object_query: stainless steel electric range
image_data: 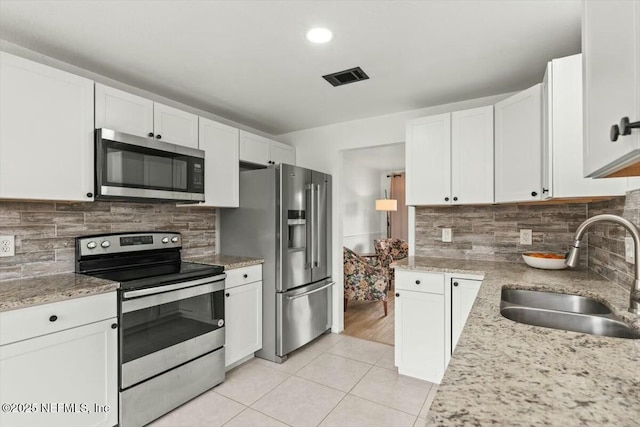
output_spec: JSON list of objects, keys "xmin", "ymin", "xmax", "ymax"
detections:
[{"xmin": 75, "ymin": 232, "xmax": 225, "ymax": 427}]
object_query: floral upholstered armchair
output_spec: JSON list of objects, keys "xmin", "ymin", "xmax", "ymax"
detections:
[
  {"xmin": 374, "ymin": 238, "xmax": 409, "ymax": 287},
  {"xmin": 343, "ymin": 247, "xmax": 390, "ymax": 316}
]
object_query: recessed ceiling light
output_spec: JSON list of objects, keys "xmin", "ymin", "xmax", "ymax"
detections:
[{"xmin": 306, "ymin": 27, "xmax": 333, "ymax": 44}]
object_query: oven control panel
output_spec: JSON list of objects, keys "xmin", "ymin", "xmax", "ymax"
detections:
[{"xmin": 77, "ymin": 232, "xmax": 182, "ymax": 257}]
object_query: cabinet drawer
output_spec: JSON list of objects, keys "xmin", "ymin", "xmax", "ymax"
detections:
[
  {"xmin": 225, "ymin": 264, "xmax": 262, "ymax": 289},
  {"xmin": 395, "ymin": 271, "xmax": 444, "ymax": 294},
  {"xmin": 0, "ymin": 292, "xmax": 116, "ymax": 346}
]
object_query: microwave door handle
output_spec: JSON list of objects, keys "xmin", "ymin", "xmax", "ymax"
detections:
[{"xmin": 305, "ymin": 184, "xmax": 313, "ymax": 270}]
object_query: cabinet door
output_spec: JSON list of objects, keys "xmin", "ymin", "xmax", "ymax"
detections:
[
  {"xmin": 270, "ymin": 141, "xmax": 296, "ymax": 165},
  {"xmin": 583, "ymin": 1, "xmax": 640, "ymax": 177},
  {"xmin": 153, "ymin": 103, "xmax": 199, "ymax": 148},
  {"xmin": 450, "ymin": 278, "xmax": 481, "ymax": 354},
  {"xmin": 0, "ymin": 52, "xmax": 94, "ymax": 202},
  {"xmin": 545, "ymin": 55, "xmax": 626, "ymax": 198},
  {"xmin": 95, "ymin": 83, "xmax": 154, "ymax": 138},
  {"xmin": 225, "ymin": 281, "xmax": 262, "ymax": 367},
  {"xmin": 239, "ymin": 131, "xmax": 270, "ymax": 165},
  {"xmin": 199, "ymin": 117, "xmax": 239, "ymax": 207},
  {"xmin": 494, "ymin": 84, "xmax": 543, "ymax": 203},
  {"xmin": 0, "ymin": 318, "xmax": 118, "ymax": 427},
  {"xmin": 406, "ymin": 114, "xmax": 451, "ymax": 205},
  {"xmin": 395, "ymin": 289, "xmax": 445, "ymax": 383},
  {"xmin": 451, "ymin": 106, "xmax": 494, "ymax": 204}
]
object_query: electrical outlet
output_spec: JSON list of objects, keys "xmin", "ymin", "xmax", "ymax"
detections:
[
  {"xmin": 625, "ymin": 236, "xmax": 635, "ymax": 264},
  {"xmin": 442, "ymin": 228, "xmax": 452, "ymax": 243},
  {"xmin": 0, "ymin": 235, "xmax": 15, "ymax": 257},
  {"xmin": 520, "ymin": 229, "xmax": 532, "ymax": 245}
]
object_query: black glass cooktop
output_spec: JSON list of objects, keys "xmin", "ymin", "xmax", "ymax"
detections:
[{"xmin": 88, "ymin": 261, "xmax": 224, "ymax": 291}]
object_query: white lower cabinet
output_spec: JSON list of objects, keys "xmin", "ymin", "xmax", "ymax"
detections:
[
  {"xmin": 395, "ymin": 270, "xmax": 482, "ymax": 384},
  {"xmin": 0, "ymin": 293, "xmax": 118, "ymax": 427},
  {"xmin": 224, "ymin": 265, "xmax": 263, "ymax": 368},
  {"xmin": 450, "ymin": 278, "xmax": 482, "ymax": 355},
  {"xmin": 394, "ymin": 271, "xmax": 446, "ymax": 383}
]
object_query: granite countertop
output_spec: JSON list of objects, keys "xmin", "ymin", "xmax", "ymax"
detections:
[
  {"xmin": 185, "ymin": 254, "xmax": 264, "ymax": 270},
  {"xmin": 0, "ymin": 273, "xmax": 119, "ymax": 312},
  {"xmin": 392, "ymin": 257, "xmax": 640, "ymax": 426}
]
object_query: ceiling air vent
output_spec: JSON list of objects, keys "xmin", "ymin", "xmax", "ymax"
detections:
[{"xmin": 322, "ymin": 66, "xmax": 369, "ymax": 87}]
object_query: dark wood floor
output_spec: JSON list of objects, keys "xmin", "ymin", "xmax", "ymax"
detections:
[{"xmin": 343, "ymin": 290, "xmax": 394, "ymax": 346}]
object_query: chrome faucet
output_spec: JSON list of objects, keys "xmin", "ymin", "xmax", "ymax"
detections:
[{"xmin": 565, "ymin": 214, "xmax": 640, "ymax": 314}]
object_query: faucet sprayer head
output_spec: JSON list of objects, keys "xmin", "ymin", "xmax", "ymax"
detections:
[{"xmin": 565, "ymin": 240, "xmax": 581, "ymax": 268}]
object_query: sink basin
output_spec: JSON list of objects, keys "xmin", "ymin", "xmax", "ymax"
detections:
[{"xmin": 500, "ymin": 288, "xmax": 640, "ymax": 339}]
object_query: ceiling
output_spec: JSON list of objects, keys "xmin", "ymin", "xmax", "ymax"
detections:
[{"xmin": 0, "ymin": 1, "xmax": 581, "ymax": 135}]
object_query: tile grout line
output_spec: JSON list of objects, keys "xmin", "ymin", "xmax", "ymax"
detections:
[{"xmin": 347, "ymin": 367, "xmax": 428, "ymax": 419}]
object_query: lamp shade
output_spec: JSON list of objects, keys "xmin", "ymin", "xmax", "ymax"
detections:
[{"xmin": 375, "ymin": 199, "xmax": 397, "ymax": 211}]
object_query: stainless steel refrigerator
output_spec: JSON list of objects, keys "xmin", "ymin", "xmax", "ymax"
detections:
[{"xmin": 220, "ymin": 164, "xmax": 332, "ymax": 363}]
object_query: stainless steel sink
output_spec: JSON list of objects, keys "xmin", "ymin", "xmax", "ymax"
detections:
[{"xmin": 500, "ymin": 288, "xmax": 640, "ymax": 339}]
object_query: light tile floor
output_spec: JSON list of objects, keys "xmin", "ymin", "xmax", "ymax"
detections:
[{"xmin": 149, "ymin": 334, "xmax": 438, "ymax": 427}]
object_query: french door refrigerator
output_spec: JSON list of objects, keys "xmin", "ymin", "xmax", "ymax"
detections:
[{"xmin": 220, "ymin": 164, "xmax": 332, "ymax": 363}]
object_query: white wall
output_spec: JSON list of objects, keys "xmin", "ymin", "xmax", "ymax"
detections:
[
  {"xmin": 277, "ymin": 92, "xmax": 514, "ymax": 332},
  {"xmin": 342, "ymin": 159, "xmax": 385, "ymax": 254}
]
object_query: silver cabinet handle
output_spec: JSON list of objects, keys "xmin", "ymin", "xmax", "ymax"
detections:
[{"xmin": 285, "ymin": 282, "xmax": 333, "ymax": 300}]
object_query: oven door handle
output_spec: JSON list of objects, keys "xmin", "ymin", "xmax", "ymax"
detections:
[
  {"xmin": 123, "ymin": 274, "xmax": 226, "ymax": 299},
  {"xmin": 122, "ymin": 279, "xmax": 225, "ymax": 314}
]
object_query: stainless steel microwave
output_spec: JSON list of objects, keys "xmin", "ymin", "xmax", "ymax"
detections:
[{"xmin": 95, "ymin": 128, "xmax": 205, "ymax": 203}]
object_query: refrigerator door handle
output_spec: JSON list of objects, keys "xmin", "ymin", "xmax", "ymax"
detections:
[
  {"xmin": 314, "ymin": 184, "xmax": 320, "ymax": 268},
  {"xmin": 285, "ymin": 282, "xmax": 334, "ymax": 300},
  {"xmin": 306, "ymin": 184, "xmax": 314, "ymax": 269}
]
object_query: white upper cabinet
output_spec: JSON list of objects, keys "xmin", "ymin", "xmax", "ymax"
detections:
[
  {"xmin": 542, "ymin": 54, "xmax": 626, "ymax": 199},
  {"xmin": 199, "ymin": 117, "xmax": 239, "ymax": 207},
  {"xmin": 406, "ymin": 113, "xmax": 451, "ymax": 205},
  {"xmin": 95, "ymin": 83, "xmax": 198, "ymax": 148},
  {"xmin": 95, "ymin": 83, "xmax": 154, "ymax": 138},
  {"xmin": 583, "ymin": 1, "xmax": 640, "ymax": 178},
  {"xmin": 239, "ymin": 131, "xmax": 270, "ymax": 165},
  {"xmin": 406, "ymin": 107, "xmax": 493, "ymax": 206},
  {"xmin": 270, "ymin": 140, "xmax": 296, "ymax": 165},
  {"xmin": 451, "ymin": 106, "xmax": 494, "ymax": 205},
  {"xmin": 239, "ymin": 130, "xmax": 295, "ymax": 166},
  {"xmin": 0, "ymin": 52, "xmax": 94, "ymax": 202},
  {"xmin": 153, "ymin": 102, "xmax": 199, "ymax": 148},
  {"xmin": 494, "ymin": 84, "xmax": 543, "ymax": 203}
]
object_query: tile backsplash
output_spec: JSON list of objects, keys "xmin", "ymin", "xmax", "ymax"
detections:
[
  {"xmin": 414, "ymin": 202, "xmax": 589, "ymax": 263},
  {"xmin": 414, "ymin": 190, "xmax": 640, "ymax": 293},
  {"xmin": 587, "ymin": 189, "xmax": 640, "ymax": 291},
  {"xmin": 0, "ymin": 200, "xmax": 216, "ymax": 281}
]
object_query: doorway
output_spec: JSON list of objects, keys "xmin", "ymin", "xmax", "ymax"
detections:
[{"xmin": 340, "ymin": 142, "xmax": 406, "ymax": 346}]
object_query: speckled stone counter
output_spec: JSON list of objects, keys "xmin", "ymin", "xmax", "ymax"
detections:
[
  {"xmin": 186, "ymin": 254, "xmax": 264, "ymax": 270},
  {"xmin": 392, "ymin": 257, "xmax": 640, "ymax": 426},
  {"xmin": 0, "ymin": 273, "xmax": 119, "ymax": 312}
]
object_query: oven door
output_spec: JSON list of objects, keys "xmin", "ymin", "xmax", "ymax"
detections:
[
  {"xmin": 120, "ymin": 276, "xmax": 225, "ymax": 389},
  {"xmin": 96, "ymin": 128, "xmax": 205, "ymax": 202}
]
